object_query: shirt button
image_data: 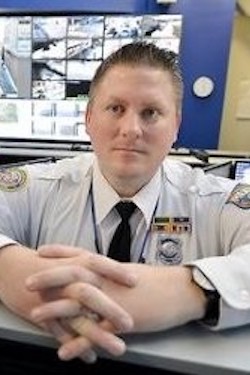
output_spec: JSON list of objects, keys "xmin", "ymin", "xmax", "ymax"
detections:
[{"xmin": 240, "ymin": 290, "xmax": 250, "ymax": 301}]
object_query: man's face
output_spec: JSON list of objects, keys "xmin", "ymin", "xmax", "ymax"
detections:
[{"xmin": 86, "ymin": 64, "xmax": 181, "ymax": 190}]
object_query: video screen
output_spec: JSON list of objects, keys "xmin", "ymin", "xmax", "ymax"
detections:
[
  {"xmin": 0, "ymin": 14, "xmax": 182, "ymax": 142},
  {"xmin": 234, "ymin": 161, "xmax": 250, "ymax": 183}
]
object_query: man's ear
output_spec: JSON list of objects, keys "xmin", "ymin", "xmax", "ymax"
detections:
[
  {"xmin": 173, "ymin": 111, "xmax": 182, "ymax": 143},
  {"xmin": 173, "ymin": 131, "xmax": 178, "ymax": 144},
  {"xmin": 85, "ymin": 102, "xmax": 91, "ymax": 135}
]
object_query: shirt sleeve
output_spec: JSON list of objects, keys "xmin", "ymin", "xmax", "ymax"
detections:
[
  {"xmin": 189, "ymin": 184, "xmax": 250, "ymax": 330},
  {"xmin": 0, "ymin": 163, "xmax": 59, "ymax": 250},
  {"xmin": 0, "ymin": 168, "xmax": 30, "ymax": 247},
  {"xmin": 0, "ymin": 235, "xmax": 18, "ymax": 249},
  {"xmin": 191, "ymin": 244, "xmax": 250, "ymax": 330}
]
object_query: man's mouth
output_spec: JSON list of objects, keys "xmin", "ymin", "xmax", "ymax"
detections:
[{"xmin": 114, "ymin": 147, "xmax": 144, "ymax": 154}]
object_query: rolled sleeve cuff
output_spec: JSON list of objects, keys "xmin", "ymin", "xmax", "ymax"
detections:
[
  {"xmin": 188, "ymin": 244, "xmax": 250, "ymax": 329},
  {"xmin": 0, "ymin": 235, "xmax": 18, "ymax": 250}
]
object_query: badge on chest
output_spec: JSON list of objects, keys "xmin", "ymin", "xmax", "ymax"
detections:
[{"xmin": 151, "ymin": 217, "xmax": 192, "ymax": 265}]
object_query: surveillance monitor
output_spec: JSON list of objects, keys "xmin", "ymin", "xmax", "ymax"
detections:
[
  {"xmin": 0, "ymin": 12, "xmax": 182, "ymax": 145},
  {"xmin": 233, "ymin": 160, "xmax": 250, "ymax": 183}
]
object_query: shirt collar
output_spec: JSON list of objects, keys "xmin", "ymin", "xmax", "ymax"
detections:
[
  {"xmin": 92, "ymin": 160, "xmax": 120, "ymax": 225},
  {"xmin": 92, "ymin": 160, "xmax": 161, "ymax": 228},
  {"xmin": 132, "ymin": 169, "xmax": 161, "ymax": 228}
]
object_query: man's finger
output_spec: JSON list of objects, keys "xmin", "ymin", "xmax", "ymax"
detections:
[
  {"xmin": 86, "ymin": 253, "xmax": 138, "ymax": 287},
  {"xmin": 68, "ymin": 316, "xmax": 126, "ymax": 358},
  {"xmin": 64, "ymin": 282, "xmax": 133, "ymax": 332},
  {"xmin": 38, "ymin": 245, "xmax": 138, "ymax": 287},
  {"xmin": 46, "ymin": 320, "xmax": 97, "ymax": 363},
  {"xmin": 26, "ymin": 265, "xmax": 100, "ymax": 290},
  {"xmin": 38, "ymin": 244, "xmax": 83, "ymax": 258},
  {"xmin": 30, "ymin": 299, "xmax": 82, "ymax": 323},
  {"xmin": 30, "ymin": 282, "xmax": 133, "ymax": 332}
]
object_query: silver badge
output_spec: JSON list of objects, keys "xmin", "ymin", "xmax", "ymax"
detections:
[{"xmin": 156, "ymin": 235, "xmax": 183, "ymax": 265}]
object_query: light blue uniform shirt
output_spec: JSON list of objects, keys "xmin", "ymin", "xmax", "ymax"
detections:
[{"xmin": 1, "ymin": 154, "xmax": 250, "ymax": 330}]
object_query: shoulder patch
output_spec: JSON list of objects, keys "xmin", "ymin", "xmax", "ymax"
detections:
[
  {"xmin": 0, "ymin": 167, "xmax": 28, "ymax": 192},
  {"xmin": 226, "ymin": 183, "xmax": 250, "ymax": 209}
]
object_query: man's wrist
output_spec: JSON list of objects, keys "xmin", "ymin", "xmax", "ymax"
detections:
[{"xmin": 192, "ymin": 267, "xmax": 220, "ymax": 326}]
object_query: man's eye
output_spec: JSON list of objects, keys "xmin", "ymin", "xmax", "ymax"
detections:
[
  {"xmin": 141, "ymin": 108, "xmax": 159, "ymax": 122},
  {"xmin": 107, "ymin": 104, "xmax": 124, "ymax": 115}
]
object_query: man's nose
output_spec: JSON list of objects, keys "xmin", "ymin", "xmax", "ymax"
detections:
[{"xmin": 119, "ymin": 111, "xmax": 142, "ymax": 139}]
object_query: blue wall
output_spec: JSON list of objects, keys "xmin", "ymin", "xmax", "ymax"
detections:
[
  {"xmin": 0, "ymin": 0, "xmax": 236, "ymax": 149},
  {"xmin": 147, "ymin": 0, "xmax": 236, "ymax": 149}
]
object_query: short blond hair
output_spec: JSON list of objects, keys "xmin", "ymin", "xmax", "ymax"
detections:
[{"xmin": 88, "ymin": 41, "xmax": 183, "ymax": 110}]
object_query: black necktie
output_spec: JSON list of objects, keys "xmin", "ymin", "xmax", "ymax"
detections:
[{"xmin": 107, "ymin": 202, "xmax": 136, "ymax": 262}]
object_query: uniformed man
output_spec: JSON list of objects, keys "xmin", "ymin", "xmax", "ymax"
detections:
[{"xmin": 1, "ymin": 42, "xmax": 250, "ymax": 363}]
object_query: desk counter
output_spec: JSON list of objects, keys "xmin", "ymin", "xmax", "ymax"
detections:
[{"xmin": 0, "ymin": 304, "xmax": 250, "ymax": 375}]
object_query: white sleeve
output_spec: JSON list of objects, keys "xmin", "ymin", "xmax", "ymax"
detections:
[
  {"xmin": 191, "ymin": 244, "xmax": 250, "ymax": 330},
  {"xmin": 0, "ymin": 234, "xmax": 19, "ymax": 249},
  {"xmin": 0, "ymin": 164, "xmax": 58, "ymax": 249}
]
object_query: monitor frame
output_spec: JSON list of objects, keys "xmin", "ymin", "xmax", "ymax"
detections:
[
  {"xmin": 0, "ymin": 9, "xmax": 182, "ymax": 147},
  {"xmin": 233, "ymin": 160, "xmax": 250, "ymax": 181}
]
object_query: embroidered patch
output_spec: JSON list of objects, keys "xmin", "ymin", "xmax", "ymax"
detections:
[
  {"xmin": 0, "ymin": 168, "xmax": 28, "ymax": 192},
  {"xmin": 226, "ymin": 183, "xmax": 250, "ymax": 209}
]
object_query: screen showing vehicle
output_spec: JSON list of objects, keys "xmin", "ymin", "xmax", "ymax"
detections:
[{"xmin": 0, "ymin": 13, "xmax": 182, "ymax": 143}]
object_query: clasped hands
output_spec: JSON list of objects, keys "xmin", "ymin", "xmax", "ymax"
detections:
[
  {"xmin": 25, "ymin": 245, "xmax": 138, "ymax": 363},
  {"xmin": 24, "ymin": 245, "xmax": 205, "ymax": 363}
]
